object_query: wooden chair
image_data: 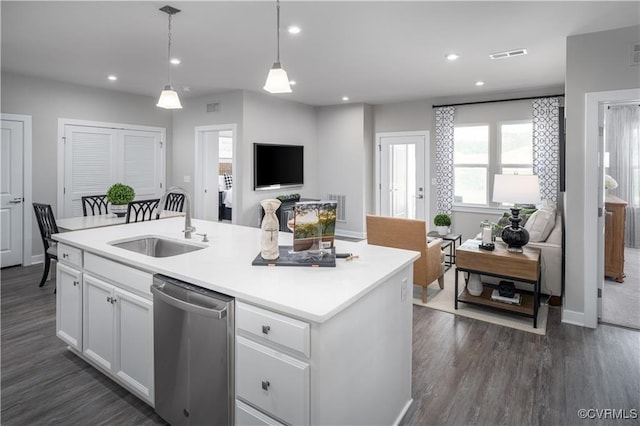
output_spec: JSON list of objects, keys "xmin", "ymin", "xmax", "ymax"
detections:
[
  {"xmin": 81, "ymin": 194, "xmax": 109, "ymax": 216},
  {"xmin": 33, "ymin": 203, "xmax": 59, "ymax": 288},
  {"xmin": 366, "ymin": 215, "xmax": 445, "ymax": 303},
  {"xmin": 156, "ymin": 192, "xmax": 185, "ymax": 219},
  {"xmin": 125, "ymin": 199, "xmax": 160, "ymax": 223}
]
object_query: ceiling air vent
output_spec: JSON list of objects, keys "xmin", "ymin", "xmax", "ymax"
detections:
[
  {"xmin": 631, "ymin": 43, "xmax": 640, "ymax": 66},
  {"xmin": 490, "ymin": 49, "xmax": 528, "ymax": 60},
  {"xmin": 206, "ymin": 102, "xmax": 220, "ymax": 113}
]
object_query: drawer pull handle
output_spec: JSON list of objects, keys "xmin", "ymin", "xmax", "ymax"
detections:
[
  {"xmin": 62, "ymin": 253, "xmax": 69, "ymax": 259},
  {"xmin": 261, "ymin": 380, "xmax": 270, "ymax": 391},
  {"xmin": 262, "ymin": 325, "xmax": 271, "ymax": 334}
]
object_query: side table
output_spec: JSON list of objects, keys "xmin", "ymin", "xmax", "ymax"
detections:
[
  {"xmin": 454, "ymin": 239, "xmax": 541, "ymax": 328},
  {"xmin": 427, "ymin": 231, "xmax": 462, "ymax": 268}
]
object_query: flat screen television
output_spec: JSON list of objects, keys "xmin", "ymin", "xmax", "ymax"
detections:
[{"xmin": 254, "ymin": 143, "xmax": 304, "ymax": 190}]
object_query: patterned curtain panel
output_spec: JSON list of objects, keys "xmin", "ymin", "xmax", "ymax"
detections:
[
  {"xmin": 435, "ymin": 106, "xmax": 455, "ymax": 214},
  {"xmin": 532, "ymin": 98, "xmax": 560, "ymax": 203}
]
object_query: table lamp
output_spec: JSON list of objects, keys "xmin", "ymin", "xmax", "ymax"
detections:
[{"xmin": 492, "ymin": 174, "xmax": 541, "ymax": 253}]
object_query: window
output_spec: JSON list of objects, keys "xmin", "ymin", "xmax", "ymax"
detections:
[
  {"xmin": 453, "ymin": 120, "xmax": 533, "ymax": 208},
  {"xmin": 453, "ymin": 125, "xmax": 489, "ymax": 205}
]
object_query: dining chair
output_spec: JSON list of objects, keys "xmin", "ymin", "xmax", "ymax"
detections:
[
  {"xmin": 82, "ymin": 194, "xmax": 109, "ymax": 216},
  {"xmin": 33, "ymin": 203, "xmax": 59, "ymax": 288},
  {"xmin": 366, "ymin": 215, "xmax": 445, "ymax": 303},
  {"xmin": 126, "ymin": 199, "xmax": 160, "ymax": 223},
  {"xmin": 156, "ymin": 192, "xmax": 185, "ymax": 219}
]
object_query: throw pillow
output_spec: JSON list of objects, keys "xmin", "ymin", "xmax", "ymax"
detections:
[
  {"xmin": 524, "ymin": 205, "xmax": 556, "ymax": 242},
  {"xmin": 224, "ymin": 173, "xmax": 233, "ymax": 189}
]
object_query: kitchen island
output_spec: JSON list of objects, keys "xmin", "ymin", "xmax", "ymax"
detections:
[{"xmin": 53, "ymin": 217, "xmax": 418, "ymax": 425}]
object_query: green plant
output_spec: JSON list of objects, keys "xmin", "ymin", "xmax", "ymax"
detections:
[
  {"xmin": 106, "ymin": 183, "xmax": 135, "ymax": 205},
  {"xmin": 433, "ymin": 213, "xmax": 451, "ymax": 227},
  {"xmin": 276, "ymin": 193, "xmax": 301, "ymax": 202}
]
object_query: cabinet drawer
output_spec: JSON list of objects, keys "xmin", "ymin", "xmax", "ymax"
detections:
[
  {"xmin": 237, "ymin": 302, "xmax": 310, "ymax": 357},
  {"xmin": 236, "ymin": 400, "xmax": 284, "ymax": 426},
  {"xmin": 58, "ymin": 243, "xmax": 82, "ymax": 268},
  {"xmin": 236, "ymin": 336, "xmax": 309, "ymax": 426},
  {"xmin": 84, "ymin": 253, "xmax": 152, "ymax": 297}
]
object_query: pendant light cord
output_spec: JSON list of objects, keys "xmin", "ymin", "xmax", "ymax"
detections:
[
  {"xmin": 167, "ymin": 14, "xmax": 173, "ymax": 84},
  {"xmin": 276, "ymin": 0, "xmax": 281, "ymax": 63}
]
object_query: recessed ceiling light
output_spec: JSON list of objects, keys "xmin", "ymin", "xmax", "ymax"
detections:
[
  {"xmin": 288, "ymin": 26, "xmax": 301, "ymax": 34},
  {"xmin": 475, "ymin": 81, "xmax": 485, "ymax": 86},
  {"xmin": 446, "ymin": 53, "xmax": 459, "ymax": 61},
  {"xmin": 342, "ymin": 96, "xmax": 350, "ymax": 101},
  {"xmin": 182, "ymin": 86, "xmax": 191, "ymax": 92},
  {"xmin": 107, "ymin": 75, "xmax": 117, "ymax": 81},
  {"xmin": 289, "ymin": 80, "xmax": 297, "ymax": 86},
  {"xmin": 170, "ymin": 58, "xmax": 181, "ymax": 65}
]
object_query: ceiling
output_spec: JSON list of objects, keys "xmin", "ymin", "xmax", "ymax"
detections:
[{"xmin": 2, "ymin": 1, "xmax": 639, "ymax": 106}]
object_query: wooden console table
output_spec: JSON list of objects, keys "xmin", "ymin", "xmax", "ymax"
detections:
[
  {"xmin": 455, "ymin": 240, "xmax": 541, "ymax": 328},
  {"xmin": 605, "ymin": 194, "xmax": 627, "ymax": 283}
]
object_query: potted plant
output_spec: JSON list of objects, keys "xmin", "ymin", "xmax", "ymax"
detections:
[
  {"xmin": 106, "ymin": 183, "xmax": 135, "ymax": 217},
  {"xmin": 433, "ymin": 213, "xmax": 451, "ymax": 236}
]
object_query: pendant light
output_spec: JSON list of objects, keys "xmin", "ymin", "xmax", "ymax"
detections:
[
  {"xmin": 263, "ymin": 0, "xmax": 292, "ymax": 94},
  {"xmin": 157, "ymin": 5, "xmax": 182, "ymax": 109}
]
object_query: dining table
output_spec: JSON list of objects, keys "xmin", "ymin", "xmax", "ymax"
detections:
[{"xmin": 56, "ymin": 211, "xmax": 185, "ymax": 232}]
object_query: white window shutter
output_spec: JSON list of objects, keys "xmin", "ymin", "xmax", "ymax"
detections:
[{"xmin": 121, "ymin": 130, "xmax": 162, "ymax": 201}]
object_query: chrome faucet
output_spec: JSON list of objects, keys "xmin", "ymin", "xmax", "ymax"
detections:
[{"xmin": 158, "ymin": 187, "xmax": 195, "ymax": 239}]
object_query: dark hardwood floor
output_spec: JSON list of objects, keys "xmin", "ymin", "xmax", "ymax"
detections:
[{"xmin": 2, "ymin": 264, "xmax": 639, "ymax": 425}]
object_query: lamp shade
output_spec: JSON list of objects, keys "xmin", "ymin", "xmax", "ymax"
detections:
[
  {"xmin": 156, "ymin": 85, "xmax": 183, "ymax": 109},
  {"xmin": 263, "ymin": 63, "xmax": 292, "ymax": 94},
  {"xmin": 492, "ymin": 174, "xmax": 541, "ymax": 205}
]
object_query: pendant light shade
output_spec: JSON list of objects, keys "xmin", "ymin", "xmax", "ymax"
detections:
[
  {"xmin": 157, "ymin": 5, "xmax": 182, "ymax": 109},
  {"xmin": 157, "ymin": 85, "xmax": 183, "ymax": 109},
  {"xmin": 264, "ymin": 62, "xmax": 292, "ymax": 94},
  {"xmin": 264, "ymin": 0, "xmax": 292, "ymax": 94}
]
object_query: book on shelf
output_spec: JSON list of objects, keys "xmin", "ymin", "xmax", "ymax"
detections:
[
  {"xmin": 491, "ymin": 289, "xmax": 522, "ymax": 305},
  {"xmin": 292, "ymin": 201, "xmax": 337, "ymax": 252}
]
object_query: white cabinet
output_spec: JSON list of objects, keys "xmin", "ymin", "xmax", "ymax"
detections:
[
  {"xmin": 82, "ymin": 273, "xmax": 154, "ymax": 405},
  {"xmin": 56, "ymin": 262, "xmax": 82, "ymax": 351},
  {"xmin": 236, "ymin": 302, "xmax": 310, "ymax": 426}
]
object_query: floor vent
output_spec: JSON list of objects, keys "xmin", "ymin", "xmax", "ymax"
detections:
[
  {"xmin": 327, "ymin": 194, "xmax": 346, "ymax": 222},
  {"xmin": 490, "ymin": 49, "xmax": 528, "ymax": 60}
]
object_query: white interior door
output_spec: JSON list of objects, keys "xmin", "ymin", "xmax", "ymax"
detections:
[
  {"xmin": 379, "ymin": 134, "xmax": 426, "ymax": 219},
  {"xmin": 201, "ymin": 130, "xmax": 220, "ymax": 221},
  {"xmin": 0, "ymin": 119, "xmax": 24, "ymax": 267}
]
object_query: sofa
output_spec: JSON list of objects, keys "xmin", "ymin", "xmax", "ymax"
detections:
[{"xmin": 478, "ymin": 213, "xmax": 563, "ymax": 299}]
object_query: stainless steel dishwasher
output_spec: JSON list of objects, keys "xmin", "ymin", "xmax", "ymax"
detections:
[{"xmin": 151, "ymin": 274, "xmax": 234, "ymax": 426}]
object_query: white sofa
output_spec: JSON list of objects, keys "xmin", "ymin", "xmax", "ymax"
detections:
[{"xmin": 479, "ymin": 213, "xmax": 562, "ymax": 298}]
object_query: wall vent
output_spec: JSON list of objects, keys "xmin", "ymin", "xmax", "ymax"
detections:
[
  {"xmin": 327, "ymin": 194, "xmax": 346, "ymax": 222},
  {"xmin": 489, "ymin": 48, "xmax": 528, "ymax": 60},
  {"xmin": 631, "ymin": 42, "xmax": 640, "ymax": 66},
  {"xmin": 206, "ymin": 102, "xmax": 220, "ymax": 113}
]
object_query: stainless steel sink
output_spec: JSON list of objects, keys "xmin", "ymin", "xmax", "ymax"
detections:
[{"xmin": 109, "ymin": 236, "xmax": 206, "ymax": 258}]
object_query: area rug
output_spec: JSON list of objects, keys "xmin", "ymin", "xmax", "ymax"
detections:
[{"xmin": 413, "ymin": 268, "xmax": 549, "ymax": 336}]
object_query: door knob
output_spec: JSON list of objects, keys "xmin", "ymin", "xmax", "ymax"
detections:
[{"xmin": 415, "ymin": 195, "xmax": 424, "ymax": 199}]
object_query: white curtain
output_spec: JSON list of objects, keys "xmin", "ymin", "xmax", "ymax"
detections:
[
  {"xmin": 606, "ymin": 104, "xmax": 640, "ymax": 248},
  {"xmin": 532, "ymin": 97, "xmax": 560, "ymax": 203},
  {"xmin": 435, "ymin": 107, "xmax": 455, "ymax": 214}
]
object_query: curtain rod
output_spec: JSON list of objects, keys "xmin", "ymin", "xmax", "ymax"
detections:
[{"xmin": 432, "ymin": 94, "xmax": 565, "ymax": 109}]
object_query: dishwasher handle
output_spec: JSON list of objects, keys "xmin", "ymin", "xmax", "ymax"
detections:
[{"xmin": 151, "ymin": 283, "xmax": 228, "ymax": 320}]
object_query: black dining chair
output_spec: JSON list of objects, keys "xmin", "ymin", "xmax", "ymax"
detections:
[
  {"xmin": 33, "ymin": 203, "xmax": 59, "ymax": 288},
  {"xmin": 156, "ymin": 192, "xmax": 185, "ymax": 219},
  {"xmin": 82, "ymin": 194, "xmax": 109, "ymax": 216},
  {"xmin": 126, "ymin": 199, "xmax": 160, "ymax": 223}
]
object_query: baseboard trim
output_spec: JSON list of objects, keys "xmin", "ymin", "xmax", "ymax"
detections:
[
  {"xmin": 31, "ymin": 254, "xmax": 44, "ymax": 265},
  {"xmin": 561, "ymin": 308, "xmax": 585, "ymax": 327},
  {"xmin": 335, "ymin": 229, "xmax": 365, "ymax": 240}
]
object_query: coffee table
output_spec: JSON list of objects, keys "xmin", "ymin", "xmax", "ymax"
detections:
[{"xmin": 454, "ymin": 239, "xmax": 541, "ymax": 328}]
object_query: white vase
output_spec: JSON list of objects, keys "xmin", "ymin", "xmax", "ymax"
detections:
[
  {"xmin": 467, "ymin": 274, "xmax": 483, "ymax": 296},
  {"xmin": 436, "ymin": 226, "xmax": 449, "ymax": 236},
  {"xmin": 110, "ymin": 204, "xmax": 128, "ymax": 217},
  {"xmin": 260, "ymin": 199, "xmax": 281, "ymax": 260}
]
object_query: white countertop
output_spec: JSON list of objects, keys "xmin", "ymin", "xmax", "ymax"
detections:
[
  {"xmin": 53, "ymin": 217, "xmax": 419, "ymax": 323},
  {"xmin": 57, "ymin": 211, "xmax": 184, "ymax": 231}
]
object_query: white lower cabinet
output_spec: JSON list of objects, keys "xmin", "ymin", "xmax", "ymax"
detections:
[
  {"xmin": 236, "ymin": 302, "xmax": 310, "ymax": 426},
  {"xmin": 83, "ymin": 273, "xmax": 154, "ymax": 405},
  {"xmin": 56, "ymin": 262, "xmax": 83, "ymax": 351}
]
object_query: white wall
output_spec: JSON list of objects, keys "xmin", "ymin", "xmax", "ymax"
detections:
[
  {"xmin": 317, "ymin": 104, "xmax": 372, "ymax": 238},
  {"xmin": 171, "ymin": 90, "xmax": 244, "ymax": 217},
  {"xmin": 564, "ymin": 25, "xmax": 640, "ymax": 323},
  {"xmin": 0, "ymin": 72, "xmax": 171, "ymax": 259},
  {"xmin": 242, "ymin": 90, "xmax": 318, "ymax": 227}
]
